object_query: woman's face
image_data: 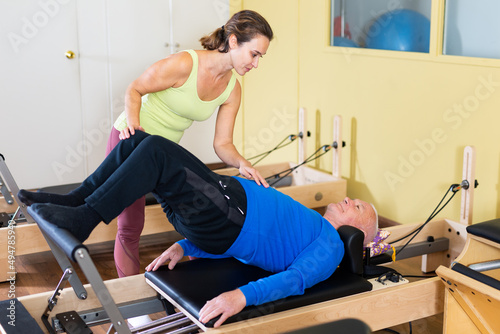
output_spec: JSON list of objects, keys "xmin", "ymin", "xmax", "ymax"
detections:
[{"xmin": 230, "ymin": 34, "xmax": 270, "ymax": 76}]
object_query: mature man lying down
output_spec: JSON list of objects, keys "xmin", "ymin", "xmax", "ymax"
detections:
[{"xmin": 19, "ymin": 130, "xmax": 378, "ymax": 328}]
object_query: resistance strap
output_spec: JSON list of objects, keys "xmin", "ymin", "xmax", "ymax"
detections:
[
  {"xmin": 266, "ymin": 144, "xmax": 333, "ymax": 187},
  {"xmin": 247, "ymin": 134, "xmax": 299, "ymax": 166}
]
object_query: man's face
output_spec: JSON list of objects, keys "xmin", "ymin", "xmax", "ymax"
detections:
[{"xmin": 324, "ymin": 197, "xmax": 374, "ymax": 228}]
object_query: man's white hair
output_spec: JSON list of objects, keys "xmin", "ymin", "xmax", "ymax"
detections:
[
  {"xmin": 365, "ymin": 203, "xmax": 379, "ymax": 245},
  {"xmin": 370, "ymin": 203, "xmax": 379, "ymax": 231}
]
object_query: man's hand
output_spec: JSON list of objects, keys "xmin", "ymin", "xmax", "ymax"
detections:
[
  {"xmin": 198, "ymin": 289, "xmax": 246, "ymax": 328},
  {"xmin": 145, "ymin": 243, "xmax": 184, "ymax": 271}
]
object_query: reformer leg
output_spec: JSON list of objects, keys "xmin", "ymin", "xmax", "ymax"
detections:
[
  {"xmin": 42, "ymin": 232, "xmax": 87, "ymax": 301},
  {"xmin": 74, "ymin": 247, "xmax": 131, "ymax": 334}
]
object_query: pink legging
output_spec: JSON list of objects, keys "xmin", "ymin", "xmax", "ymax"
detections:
[{"xmin": 106, "ymin": 128, "xmax": 146, "ymax": 277}]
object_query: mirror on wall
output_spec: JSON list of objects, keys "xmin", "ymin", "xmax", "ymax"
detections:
[
  {"xmin": 330, "ymin": 0, "xmax": 431, "ymax": 53},
  {"xmin": 443, "ymin": 0, "xmax": 500, "ymax": 59}
]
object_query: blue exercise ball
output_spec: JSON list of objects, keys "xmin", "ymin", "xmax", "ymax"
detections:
[
  {"xmin": 365, "ymin": 9, "xmax": 430, "ymax": 52},
  {"xmin": 333, "ymin": 37, "xmax": 359, "ymax": 48}
]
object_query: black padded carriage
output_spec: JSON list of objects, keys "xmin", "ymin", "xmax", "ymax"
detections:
[{"xmin": 145, "ymin": 225, "xmax": 373, "ymax": 327}]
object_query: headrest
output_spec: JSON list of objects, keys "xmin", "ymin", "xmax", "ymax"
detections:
[
  {"xmin": 466, "ymin": 218, "xmax": 500, "ymax": 244},
  {"xmin": 337, "ymin": 225, "xmax": 365, "ymax": 275},
  {"xmin": 27, "ymin": 206, "xmax": 87, "ymax": 262}
]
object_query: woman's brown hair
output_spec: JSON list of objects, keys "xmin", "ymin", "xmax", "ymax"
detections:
[{"xmin": 200, "ymin": 10, "xmax": 273, "ymax": 52}]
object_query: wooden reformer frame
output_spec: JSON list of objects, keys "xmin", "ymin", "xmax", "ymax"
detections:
[{"xmin": 6, "ymin": 145, "xmax": 477, "ymax": 333}]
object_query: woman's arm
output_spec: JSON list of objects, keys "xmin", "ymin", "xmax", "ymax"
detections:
[
  {"xmin": 213, "ymin": 81, "xmax": 269, "ymax": 187},
  {"xmin": 120, "ymin": 52, "xmax": 192, "ymax": 139}
]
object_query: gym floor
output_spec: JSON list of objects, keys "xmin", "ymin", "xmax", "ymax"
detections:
[{"xmin": 1, "ymin": 230, "xmax": 443, "ymax": 334}]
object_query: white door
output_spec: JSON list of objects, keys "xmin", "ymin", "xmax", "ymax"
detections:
[
  {"xmin": 0, "ymin": 0, "xmax": 84, "ymax": 189},
  {"xmin": 106, "ymin": 0, "xmax": 172, "ymax": 123}
]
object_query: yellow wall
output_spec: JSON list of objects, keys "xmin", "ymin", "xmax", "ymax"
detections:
[
  {"xmin": 237, "ymin": 0, "xmax": 500, "ymax": 225},
  {"xmin": 231, "ymin": 0, "xmax": 300, "ymax": 163}
]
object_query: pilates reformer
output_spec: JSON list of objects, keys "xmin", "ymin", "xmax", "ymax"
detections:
[
  {"xmin": 0, "ymin": 111, "xmax": 347, "ymax": 283},
  {"xmin": 3, "ymin": 146, "xmax": 480, "ymax": 333},
  {"xmin": 4, "ymin": 206, "xmax": 369, "ymax": 334}
]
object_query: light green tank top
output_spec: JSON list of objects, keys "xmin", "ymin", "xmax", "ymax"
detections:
[{"xmin": 114, "ymin": 49, "xmax": 237, "ymax": 143}]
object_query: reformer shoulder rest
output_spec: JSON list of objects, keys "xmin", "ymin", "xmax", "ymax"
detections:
[{"xmin": 145, "ymin": 225, "xmax": 372, "ymax": 327}]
